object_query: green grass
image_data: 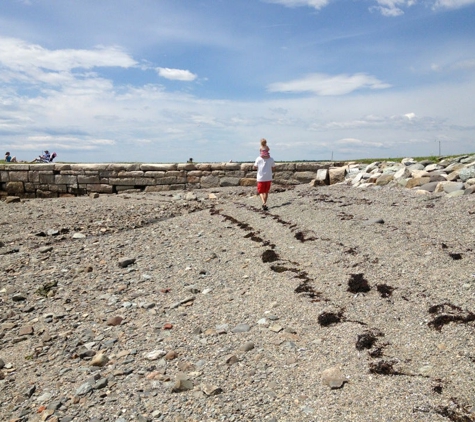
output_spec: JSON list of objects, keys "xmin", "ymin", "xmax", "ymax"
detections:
[{"xmin": 349, "ymin": 153, "xmax": 473, "ymax": 165}]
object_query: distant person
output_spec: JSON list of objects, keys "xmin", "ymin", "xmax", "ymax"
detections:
[
  {"xmin": 260, "ymin": 138, "xmax": 270, "ymax": 159},
  {"xmin": 31, "ymin": 150, "xmax": 54, "ymax": 163},
  {"xmin": 187, "ymin": 157, "xmax": 193, "ymax": 163},
  {"xmin": 253, "ymin": 147, "xmax": 275, "ymax": 211},
  {"xmin": 4, "ymin": 152, "xmax": 17, "ymax": 163}
]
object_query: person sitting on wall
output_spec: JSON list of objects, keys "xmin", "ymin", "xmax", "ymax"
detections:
[
  {"xmin": 187, "ymin": 158, "xmax": 193, "ymax": 163},
  {"xmin": 4, "ymin": 152, "xmax": 17, "ymax": 163},
  {"xmin": 31, "ymin": 150, "xmax": 52, "ymax": 163}
]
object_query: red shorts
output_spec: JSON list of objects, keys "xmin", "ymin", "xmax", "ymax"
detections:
[{"xmin": 257, "ymin": 181, "xmax": 271, "ymax": 194}]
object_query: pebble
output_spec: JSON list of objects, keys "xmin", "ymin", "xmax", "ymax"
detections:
[
  {"xmin": 321, "ymin": 367, "xmax": 347, "ymax": 389},
  {"xmin": 145, "ymin": 350, "xmax": 166, "ymax": 361},
  {"xmin": 231, "ymin": 323, "xmax": 251, "ymax": 333}
]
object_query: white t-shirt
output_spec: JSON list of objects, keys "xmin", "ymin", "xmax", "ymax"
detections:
[{"xmin": 254, "ymin": 156, "xmax": 275, "ymax": 182}]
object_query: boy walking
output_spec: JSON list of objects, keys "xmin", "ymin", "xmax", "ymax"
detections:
[{"xmin": 253, "ymin": 153, "xmax": 275, "ymax": 211}]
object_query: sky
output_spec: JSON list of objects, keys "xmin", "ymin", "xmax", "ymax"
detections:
[{"xmin": 1, "ymin": 0, "xmax": 475, "ymax": 163}]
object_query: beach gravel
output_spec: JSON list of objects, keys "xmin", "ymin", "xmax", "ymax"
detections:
[{"xmin": 1, "ymin": 184, "xmax": 475, "ymax": 421}]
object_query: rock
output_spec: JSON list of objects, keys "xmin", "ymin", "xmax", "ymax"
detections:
[
  {"xmin": 406, "ymin": 176, "xmax": 430, "ymax": 189},
  {"xmin": 393, "ymin": 167, "xmax": 411, "ymax": 179},
  {"xmin": 169, "ymin": 296, "xmax": 195, "ymax": 309},
  {"xmin": 321, "ymin": 367, "xmax": 346, "ymax": 389},
  {"xmin": 145, "ymin": 350, "xmax": 166, "ymax": 361},
  {"xmin": 185, "ymin": 192, "xmax": 197, "ymax": 200},
  {"xmin": 201, "ymin": 384, "xmax": 223, "ymax": 396},
  {"xmin": 459, "ymin": 166, "xmax": 475, "ymax": 182},
  {"xmin": 419, "ymin": 181, "xmax": 439, "ymax": 192},
  {"xmin": 106, "ymin": 316, "xmax": 123, "ymax": 326},
  {"xmin": 172, "ymin": 377, "xmax": 194, "ymax": 393},
  {"xmin": 18, "ymin": 326, "xmax": 34, "ymax": 336},
  {"xmin": 434, "ymin": 181, "xmax": 463, "ymax": 194},
  {"xmin": 464, "ymin": 186, "xmax": 475, "ymax": 195},
  {"xmin": 118, "ymin": 257, "xmax": 136, "ymax": 268},
  {"xmin": 239, "ymin": 342, "xmax": 255, "ymax": 352},
  {"xmin": 225, "ymin": 355, "xmax": 239, "ymax": 365},
  {"xmin": 329, "ymin": 167, "xmax": 347, "ymax": 185},
  {"xmin": 94, "ymin": 378, "xmax": 109, "ymax": 389},
  {"xmin": 375, "ymin": 174, "xmax": 394, "ymax": 186},
  {"xmin": 72, "ymin": 232, "xmax": 86, "ymax": 239},
  {"xmin": 231, "ymin": 323, "xmax": 251, "ymax": 333},
  {"xmin": 75, "ymin": 382, "xmax": 93, "ymax": 396},
  {"xmin": 269, "ymin": 324, "xmax": 283, "ymax": 333},
  {"xmin": 5, "ymin": 196, "xmax": 21, "ymax": 204},
  {"xmin": 91, "ymin": 353, "xmax": 109, "ymax": 367},
  {"xmin": 364, "ymin": 218, "xmax": 384, "ymax": 225},
  {"xmin": 165, "ymin": 350, "xmax": 178, "ymax": 360}
]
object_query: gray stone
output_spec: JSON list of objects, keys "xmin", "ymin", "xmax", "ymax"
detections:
[
  {"xmin": 201, "ymin": 175, "xmax": 220, "ymax": 188},
  {"xmin": 459, "ymin": 166, "xmax": 475, "ymax": 182},
  {"xmin": 76, "ymin": 382, "xmax": 93, "ymax": 396},
  {"xmin": 231, "ymin": 323, "xmax": 251, "ymax": 333},
  {"xmin": 219, "ymin": 177, "xmax": 240, "ymax": 187},
  {"xmin": 440, "ymin": 181, "xmax": 464, "ymax": 194},
  {"xmin": 419, "ymin": 181, "xmax": 439, "ymax": 192},
  {"xmin": 239, "ymin": 342, "xmax": 255, "ymax": 352}
]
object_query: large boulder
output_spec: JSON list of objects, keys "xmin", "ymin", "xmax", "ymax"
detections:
[
  {"xmin": 375, "ymin": 174, "xmax": 394, "ymax": 186},
  {"xmin": 406, "ymin": 176, "xmax": 430, "ymax": 189},
  {"xmin": 459, "ymin": 166, "xmax": 475, "ymax": 182},
  {"xmin": 329, "ymin": 167, "xmax": 347, "ymax": 185}
]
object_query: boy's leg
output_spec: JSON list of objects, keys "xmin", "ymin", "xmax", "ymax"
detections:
[{"xmin": 259, "ymin": 193, "xmax": 268, "ymax": 206}]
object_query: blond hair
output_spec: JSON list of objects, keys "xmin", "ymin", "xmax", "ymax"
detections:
[{"xmin": 260, "ymin": 138, "xmax": 267, "ymax": 148}]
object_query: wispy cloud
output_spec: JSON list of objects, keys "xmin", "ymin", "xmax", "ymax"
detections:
[
  {"xmin": 335, "ymin": 138, "xmax": 385, "ymax": 148},
  {"xmin": 370, "ymin": 0, "xmax": 416, "ymax": 16},
  {"xmin": 266, "ymin": 0, "xmax": 475, "ymax": 15},
  {"xmin": 268, "ymin": 73, "xmax": 391, "ymax": 96},
  {"xmin": 434, "ymin": 0, "xmax": 475, "ymax": 8},
  {"xmin": 0, "ymin": 37, "xmax": 136, "ymax": 72},
  {"xmin": 264, "ymin": 0, "xmax": 329, "ymax": 10},
  {"xmin": 156, "ymin": 67, "xmax": 197, "ymax": 81}
]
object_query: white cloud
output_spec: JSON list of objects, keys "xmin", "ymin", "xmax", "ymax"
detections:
[
  {"xmin": 264, "ymin": 0, "xmax": 329, "ymax": 10},
  {"xmin": 369, "ymin": 0, "xmax": 416, "ymax": 16},
  {"xmin": 434, "ymin": 0, "xmax": 475, "ymax": 8},
  {"xmin": 264, "ymin": 0, "xmax": 475, "ymax": 15},
  {"xmin": 268, "ymin": 72, "xmax": 391, "ymax": 96},
  {"xmin": 335, "ymin": 138, "xmax": 385, "ymax": 148},
  {"xmin": 0, "ymin": 36, "xmax": 137, "ymax": 93},
  {"xmin": 156, "ymin": 67, "xmax": 197, "ymax": 81},
  {"xmin": 451, "ymin": 58, "xmax": 475, "ymax": 70},
  {"xmin": 0, "ymin": 37, "xmax": 136, "ymax": 72}
]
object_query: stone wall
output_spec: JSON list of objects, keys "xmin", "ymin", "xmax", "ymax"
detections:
[{"xmin": 0, "ymin": 162, "xmax": 335, "ymax": 199}]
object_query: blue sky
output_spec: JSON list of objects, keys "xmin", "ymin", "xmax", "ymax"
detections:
[{"xmin": 1, "ymin": 0, "xmax": 474, "ymax": 163}]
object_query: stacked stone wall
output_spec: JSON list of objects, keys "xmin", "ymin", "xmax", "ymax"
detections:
[{"xmin": 0, "ymin": 162, "xmax": 335, "ymax": 199}]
